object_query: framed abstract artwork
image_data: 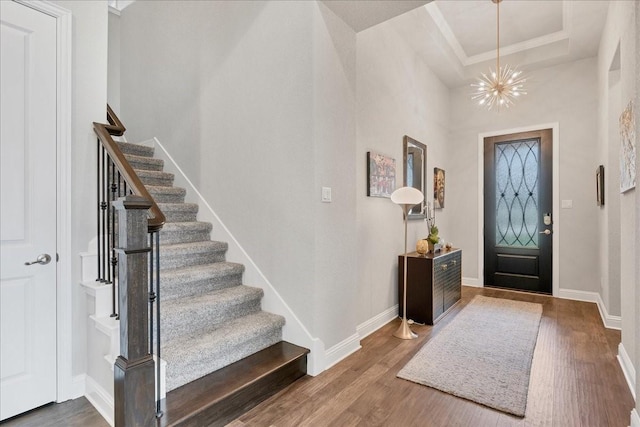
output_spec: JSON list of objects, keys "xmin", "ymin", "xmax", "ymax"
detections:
[
  {"xmin": 620, "ymin": 100, "xmax": 636, "ymax": 193},
  {"xmin": 367, "ymin": 151, "xmax": 396, "ymax": 198},
  {"xmin": 434, "ymin": 167, "xmax": 445, "ymax": 209}
]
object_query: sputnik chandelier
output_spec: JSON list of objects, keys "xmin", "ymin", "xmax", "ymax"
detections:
[{"xmin": 471, "ymin": 0, "xmax": 527, "ymax": 110}]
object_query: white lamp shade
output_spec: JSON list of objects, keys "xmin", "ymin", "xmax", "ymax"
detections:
[{"xmin": 391, "ymin": 186, "xmax": 424, "ymax": 206}]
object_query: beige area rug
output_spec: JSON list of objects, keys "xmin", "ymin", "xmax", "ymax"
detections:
[{"xmin": 397, "ymin": 295, "xmax": 542, "ymax": 417}]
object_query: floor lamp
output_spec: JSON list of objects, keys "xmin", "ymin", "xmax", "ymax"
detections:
[{"xmin": 391, "ymin": 187, "xmax": 424, "ymax": 340}]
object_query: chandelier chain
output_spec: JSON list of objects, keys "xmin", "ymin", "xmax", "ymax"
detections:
[{"xmin": 471, "ymin": 0, "xmax": 527, "ymax": 110}]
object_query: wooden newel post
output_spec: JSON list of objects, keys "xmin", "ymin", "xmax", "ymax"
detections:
[{"xmin": 113, "ymin": 195, "xmax": 155, "ymax": 427}]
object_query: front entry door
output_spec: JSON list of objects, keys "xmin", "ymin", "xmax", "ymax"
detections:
[
  {"xmin": 1, "ymin": 1, "xmax": 58, "ymax": 420},
  {"xmin": 484, "ymin": 129, "xmax": 552, "ymax": 294}
]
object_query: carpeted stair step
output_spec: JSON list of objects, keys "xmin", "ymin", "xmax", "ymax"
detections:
[
  {"xmin": 159, "ymin": 241, "xmax": 228, "ymax": 270},
  {"xmin": 136, "ymin": 169, "xmax": 175, "ymax": 187},
  {"xmin": 161, "ymin": 285, "xmax": 263, "ymax": 343},
  {"xmin": 158, "ymin": 341, "xmax": 309, "ymax": 427},
  {"xmin": 117, "ymin": 141, "xmax": 154, "ymax": 157},
  {"xmin": 124, "ymin": 153, "xmax": 164, "ymax": 171},
  {"xmin": 147, "ymin": 185, "xmax": 187, "ymax": 203},
  {"xmin": 160, "ymin": 262, "xmax": 244, "ymax": 301},
  {"xmin": 160, "ymin": 221, "xmax": 213, "ymax": 245},
  {"xmin": 157, "ymin": 203, "xmax": 199, "ymax": 223},
  {"xmin": 162, "ymin": 311, "xmax": 286, "ymax": 391}
]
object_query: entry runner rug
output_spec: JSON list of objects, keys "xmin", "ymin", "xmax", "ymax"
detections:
[{"xmin": 397, "ymin": 295, "xmax": 542, "ymax": 417}]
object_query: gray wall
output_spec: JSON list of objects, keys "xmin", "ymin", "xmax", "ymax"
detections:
[
  {"xmin": 107, "ymin": 11, "xmax": 120, "ymax": 113},
  {"xmin": 355, "ymin": 15, "xmax": 450, "ymax": 325},
  {"xmin": 448, "ymin": 58, "xmax": 599, "ymax": 295},
  {"xmin": 50, "ymin": 0, "xmax": 108, "ymax": 381},
  {"xmin": 598, "ymin": 0, "xmax": 637, "ymax": 376},
  {"xmin": 120, "ymin": 0, "xmax": 357, "ymax": 349}
]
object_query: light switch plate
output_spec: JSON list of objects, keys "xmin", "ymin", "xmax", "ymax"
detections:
[
  {"xmin": 561, "ymin": 199, "xmax": 573, "ymax": 209},
  {"xmin": 321, "ymin": 187, "xmax": 332, "ymax": 203}
]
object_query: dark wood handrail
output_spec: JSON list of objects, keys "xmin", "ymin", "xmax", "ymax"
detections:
[{"xmin": 94, "ymin": 106, "xmax": 165, "ymax": 232}]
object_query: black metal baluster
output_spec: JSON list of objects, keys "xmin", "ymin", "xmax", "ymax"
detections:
[
  {"xmin": 96, "ymin": 139, "xmax": 102, "ymax": 282},
  {"xmin": 117, "ymin": 171, "xmax": 122, "ymax": 199},
  {"xmin": 101, "ymin": 147, "xmax": 109, "ymax": 283},
  {"xmin": 155, "ymin": 231, "xmax": 163, "ymax": 418},
  {"xmin": 106, "ymin": 159, "xmax": 112, "ymax": 285},
  {"xmin": 149, "ymin": 232, "xmax": 155, "ymax": 354},
  {"xmin": 110, "ymin": 158, "xmax": 118, "ymax": 318}
]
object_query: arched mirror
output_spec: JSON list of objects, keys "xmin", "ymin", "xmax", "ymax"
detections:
[{"xmin": 403, "ymin": 135, "xmax": 427, "ymax": 219}]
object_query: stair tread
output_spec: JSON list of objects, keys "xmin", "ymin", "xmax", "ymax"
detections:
[
  {"xmin": 162, "ymin": 284, "xmax": 263, "ymax": 314},
  {"xmin": 163, "ymin": 311, "xmax": 284, "ymax": 354},
  {"xmin": 160, "ymin": 240, "xmax": 227, "ymax": 252},
  {"xmin": 161, "ymin": 221, "xmax": 212, "ymax": 232},
  {"xmin": 135, "ymin": 169, "xmax": 174, "ymax": 179},
  {"xmin": 157, "ymin": 203, "xmax": 199, "ymax": 222},
  {"xmin": 124, "ymin": 153, "xmax": 163, "ymax": 165},
  {"xmin": 157, "ymin": 202, "xmax": 199, "ymax": 211},
  {"xmin": 117, "ymin": 141, "xmax": 154, "ymax": 157},
  {"xmin": 160, "ymin": 262, "xmax": 244, "ymax": 281},
  {"xmin": 147, "ymin": 185, "xmax": 186, "ymax": 194},
  {"xmin": 160, "ymin": 341, "xmax": 308, "ymax": 427}
]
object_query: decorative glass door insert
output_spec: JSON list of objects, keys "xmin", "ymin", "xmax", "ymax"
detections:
[{"xmin": 494, "ymin": 139, "xmax": 539, "ymax": 248}]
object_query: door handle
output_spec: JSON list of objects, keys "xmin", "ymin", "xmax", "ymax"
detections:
[
  {"xmin": 539, "ymin": 229, "xmax": 552, "ymax": 235},
  {"xmin": 24, "ymin": 254, "xmax": 52, "ymax": 266}
]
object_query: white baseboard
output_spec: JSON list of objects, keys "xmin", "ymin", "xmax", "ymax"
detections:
[
  {"xmin": 323, "ymin": 305, "xmax": 401, "ymax": 371},
  {"xmin": 631, "ymin": 409, "xmax": 640, "ymax": 427},
  {"xmin": 618, "ymin": 343, "xmax": 637, "ymax": 401},
  {"xmin": 462, "ymin": 277, "xmax": 482, "ymax": 287},
  {"xmin": 85, "ymin": 375, "xmax": 114, "ymax": 427},
  {"xmin": 556, "ymin": 288, "xmax": 621, "ymax": 330},
  {"xmin": 357, "ymin": 305, "xmax": 398, "ymax": 340},
  {"xmin": 323, "ymin": 333, "xmax": 361, "ymax": 371}
]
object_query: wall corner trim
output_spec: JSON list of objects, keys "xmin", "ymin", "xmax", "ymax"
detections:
[{"xmin": 617, "ymin": 343, "xmax": 637, "ymax": 401}]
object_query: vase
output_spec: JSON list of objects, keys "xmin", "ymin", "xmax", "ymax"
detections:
[{"xmin": 416, "ymin": 239, "xmax": 429, "ymax": 255}]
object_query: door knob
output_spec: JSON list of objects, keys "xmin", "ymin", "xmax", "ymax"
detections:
[
  {"xmin": 539, "ymin": 229, "xmax": 552, "ymax": 235},
  {"xmin": 25, "ymin": 254, "xmax": 52, "ymax": 266}
]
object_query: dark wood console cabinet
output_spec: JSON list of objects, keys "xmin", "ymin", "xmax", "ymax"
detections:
[{"xmin": 398, "ymin": 249, "xmax": 462, "ymax": 325}]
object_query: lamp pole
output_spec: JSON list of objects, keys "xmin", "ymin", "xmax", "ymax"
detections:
[{"xmin": 390, "ymin": 187, "xmax": 423, "ymax": 340}]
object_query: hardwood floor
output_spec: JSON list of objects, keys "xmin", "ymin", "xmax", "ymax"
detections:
[
  {"xmin": 2, "ymin": 287, "xmax": 634, "ymax": 426},
  {"xmin": 0, "ymin": 397, "xmax": 108, "ymax": 427},
  {"xmin": 232, "ymin": 287, "xmax": 635, "ymax": 427}
]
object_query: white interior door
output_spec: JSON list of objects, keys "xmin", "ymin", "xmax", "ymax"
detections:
[{"xmin": 0, "ymin": 1, "xmax": 58, "ymax": 420}]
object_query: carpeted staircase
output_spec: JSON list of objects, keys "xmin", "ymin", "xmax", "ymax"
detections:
[{"xmin": 116, "ymin": 140, "xmax": 306, "ymax": 417}]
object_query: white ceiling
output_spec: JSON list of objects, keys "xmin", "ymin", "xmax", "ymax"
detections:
[{"xmin": 324, "ymin": 0, "xmax": 610, "ymax": 89}]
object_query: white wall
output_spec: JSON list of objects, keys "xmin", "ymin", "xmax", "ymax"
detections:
[
  {"xmin": 355, "ymin": 14, "xmax": 450, "ymax": 325},
  {"xmin": 51, "ymin": 0, "xmax": 108, "ymax": 383},
  {"xmin": 448, "ymin": 58, "xmax": 599, "ymax": 296},
  {"xmin": 120, "ymin": 1, "xmax": 357, "ymax": 349},
  {"xmin": 312, "ymin": 3, "xmax": 358, "ymax": 346},
  {"xmin": 598, "ymin": 1, "xmax": 637, "ymax": 390},
  {"xmin": 107, "ymin": 10, "xmax": 120, "ymax": 113}
]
